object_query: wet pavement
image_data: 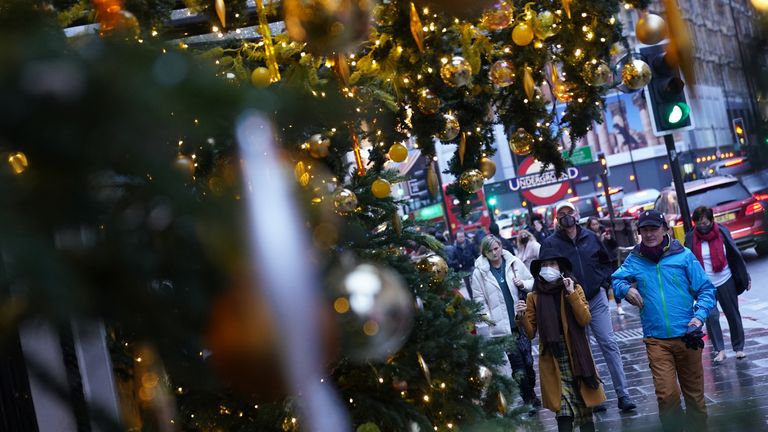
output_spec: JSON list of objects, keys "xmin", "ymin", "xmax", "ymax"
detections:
[{"xmin": 520, "ymin": 248, "xmax": 768, "ymax": 431}]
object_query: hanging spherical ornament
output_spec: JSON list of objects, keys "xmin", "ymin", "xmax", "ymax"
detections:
[
  {"xmin": 533, "ymin": 11, "xmax": 559, "ymax": 39},
  {"xmin": 512, "ymin": 22, "xmax": 534, "ymax": 46},
  {"xmin": 332, "ymin": 263, "xmax": 414, "ymax": 362},
  {"xmin": 583, "ymin": 61, "xmax": 613, "ymax": 87},
  {"xmin": 488, "ymin": 60, "xmax": 516, "ymax": 87},
  {"xmin": 7, "ymin": 152, "xmax": 28, "ymax": 175},
  {"xmin": 283, "ymin": 0, "xmax": 371, "ymax": 55},
  {"xmin": 552, "ymin": 81, "xmax": 574, "ymax": 102},
  {"xmin": 480, "ymin": 6, "xmax": 513, "ymax": 31},
  {"xmin": 250, "ymin": 67, "xmax": 272, "ymax": 87},
  {"xmin": 440, "ymin": 56, "xmax": 473, "ymax": 88},
  {"xmin": 306, "ymin": 134, "xmax": 331, "ymax": 158},
  {"xmin": 752, "ymin": 0, "xmax": 768, "ymax": 11},
  {"xmin": 509, "ymin": 128, "xmax": 534, "ymax": 156},
  {"xmin": 371, "ymin": 178, "xmax": 391, "ymax": 198},
  {"xmin": 174, "ymin": 155, "xmax": 195, "ymax": 179},
  {"xmin": 388, "ymin": 143, "xmax": 408, "ymax": 162},
  {"xmin": 437, "ymin": 113, "xmax": 460, "ymax": 141},
  {"xmin": 621, "ymin": 58, "xmax": 652, "ymax": 91},
  {"xmin": 458, "ymin": 169, "xmax": 485, "ymax": 194},
  {"xmin": 99, "ymin": 10, "xmax": 140, "ymax": 39},
  {"xmin": 416, "ymin": 254, "xmax": 449, "ymax": 283},
  {"xmin": 332, "ymin": 188, "xmax": 358, "ymax": 215},
  {"xmin": 479, "ymin": 157, "xmax": 496, "ymax": 179},
  {"xmin": 416, "ymin": 88, "xmax": 441, "ymax": 115},
  {"xmin": 635, "ymin": 13, "xmax": 668, "ymax": 45}
]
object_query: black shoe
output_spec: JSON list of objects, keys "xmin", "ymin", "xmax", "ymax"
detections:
[
  {"xmin": 592, "ymin": 404, "xmax": 607, "ymax": 413},
  {"xmin": 618, "ymin": 395, "xmax": 637, "ymax": 412}
]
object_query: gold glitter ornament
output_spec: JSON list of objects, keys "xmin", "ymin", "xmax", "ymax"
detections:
[
  {"xmin": 621, "ymin": 59, "xmax": 652, "ymax": 91},
  {"xmin": 458, "ymin": 169, "xmax": 485, "ymax": 193},
  {"xmin": 416, "ymin": 88, "xmax": 441, "ymax": 115},
  {"xmin": 533, "ymin": 10, "xmax": 559, "ymax": 39},
  {"xmin": 509, "ymin": 128, "xmax": 534, "ymax": 156},
  {"xmin": 307, "ymin": 134, "xmax": 331, "ymax": 158},
  {"xmin": 480, "ymin": 5, "xmax": 513, "ymax": 31},
  {"xmin": 7, "ymin": 152, "xmax": 28, "ymax": 175},
  {"xmin": 440, "ymin": 56, "xmax": 473, "ymax": 88},
  {"xmin": 437, "ymin": 113, "xmax": 460, "ymax": 141},
  {"xmin": 635, "ymin": 13, "xmax": 668, "ymax": 46},
  {"xmin": 371, "ymin": 178, "xmax": 391, "ymax": 198},
  {"xmin": 512, "ymin": 22, "xmax": 534, "ymax": 46},
  {"xmin": 416, "ymin": 254, "xmax": 449, "ymax": 283},
  {"xmin": 388, "ymin": 143, "xmax": 408, "ymax": 162},
  {"xmin": 332, "ymin": 188, "xmax": 358, "ymax": 215},
  {"xmin": 479, "ymin": 157, "xmax": 496, "ymax": 179},
  {"xmin": 489, "ymin": 60, "xmax": 516, "ymax": 87},
  {"xmin": 584, "ymin": 61, "xmax": 613, "ymax": 87},
  {"xmin": 283, "ymin": 0, "xmax": 372, "ymax": 55}
]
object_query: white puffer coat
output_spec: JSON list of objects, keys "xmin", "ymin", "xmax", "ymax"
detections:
[{"xmin": 471, "ymin": 250, "xmax": 534, "ymax": 337}]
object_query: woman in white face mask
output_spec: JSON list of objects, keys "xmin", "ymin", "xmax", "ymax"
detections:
[{"xmin": 515, "ymin": 252, "xmax": 605, "ymax": 432}]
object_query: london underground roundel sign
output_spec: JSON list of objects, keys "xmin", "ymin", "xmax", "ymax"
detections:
[{"xmin": 508, "ymin": 157, "xmax": 578, "ymax": 205}]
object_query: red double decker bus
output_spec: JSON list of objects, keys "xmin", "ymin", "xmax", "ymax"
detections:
[{"xmin": 443, "ymin": 185, "xmax": 491, "ymax": 235}]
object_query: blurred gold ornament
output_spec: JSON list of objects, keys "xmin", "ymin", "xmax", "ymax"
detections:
[
  {"xmin": 283, "ymin": 0, "xmax": 371, "ymax": 55},
  {"xmin": 512, "ymin": 22, "xmax": 534, "ymax": 46},
  {"xmin": 332, "ymin": 188, "xmax": 358, "ymax": 215},
  {"xmin": 752, "ymin": 0, "xmax": 768, "ymax": 11},
  {"xmin": 174, "ymin": 155, "xmax": 195, "ymax": 179},
  {"xmin": 635, "ymin": 13, "xmax": 667, "ymax": 45},
  {"xmin": 562, "ymin": 0, "xmax": 572, "ymax": 19},
  {"xmin": 215, "ymin": 0, "xmax": 227, "ymax": 27},
  {"xmin": 480, "ymin": 5, "xmax": 513, "ymax": 31},
  {"xmin": 426, "ymin": 163, "xmax": 438, "ymax": 197},
  {"xmin": 416, "ymin": 254, "xmax": 449, "ymax": 283},
  {"xmin": 99, "ymin": 10, "xmax": 140, "ymax": 38},
  {"xmin": 458, "ymin": 132, "xmax": 466, "ymax": 166},
  {"xmin": 621, "ymin": 59, "xmax": 652, "ymax": 90},
  {"xmin": 522, "ymin": 67, "xmax": 535, "ymax": 100},
  {"xmin": 663, "ymin": 0, "xmax": 695, "ymax": 92},
  {"xmin": 459, "ymin": 169, "xmax": 484, "ymax": 193},
  {"xmin": 437, "ymin": 113, "xmax": 460, "ymax": 141},
  {"xmin": 533, "ymin": 10, "xmax": 559, "ymax": 39},
  {"xmin": 388, "ymin": 143, "xmax": 408, "ymax": 162},
  {"xmin": 294, "ymin": 161, "xmax": 311, "ymax": 187},
  {"xmin": 392, "ymin": 213, "xmax": 402, "ymax": 237},
  {"xmin": 349, "ymin": 124, "xmax": 365, "ymax": 176},
  {"xmin": 409, "ymin": 2, "xmax": 425, "ymax": 53},
  {"xmin": 250, "ymin": 67, "xmax": 272, "ymax": 87},
  {"xmin": 417, "ymin": 88, "xmax": 441, "ymax": 115},
  {"xmin": 550, "ymin": 64, "xmax": 573, "ymax": 102},
  {"xmin": 497, "ymin": 391, "xmax": 508, "ymax": 415},
  {"xmin": 8, "ymin": 152, "xmax": 28, "ymax": 175},
  {"xmin": 440, "ymin": 56, "xmax": 473, "ymax": 88},
  {"xmin": 307, "ymin": 134, "xmax": 331, "ymax": 158},
  {"xmin": 371, "ymin": 178, "xmax": 391, "ymax": 198},
  {"xmin": 489, "ymin": 60, "xmax": 516, "ymax": 87},
  {"xmin": 584, "ymin": 61, "xmax": 613, "ymax": 87},
  {"xmin": 480, "ymin": 157, "xmax": 496, "ymax": 179},
  {"xmin": 417, "ymin": 352, "xmax": 432, "ymax": 387},
  {"xmin": 509, "ymin": 128, "xmax": 534, "ymax": 156}
]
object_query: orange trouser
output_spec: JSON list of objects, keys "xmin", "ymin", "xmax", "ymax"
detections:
[{"xmin": 644, "ymin": 337, "xmax": 708, "ymax": 432}]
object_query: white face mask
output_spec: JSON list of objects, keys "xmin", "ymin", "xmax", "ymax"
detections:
[{"xmin": 539, "ymin": 266, "xmax": 561, "ymax": 283}]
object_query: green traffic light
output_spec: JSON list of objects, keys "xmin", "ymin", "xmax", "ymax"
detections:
[
  {"xmin": 666, "ymin": 102, "xmax": 690, "ymax": 125},
  {"xmin": 488, "ymin": 197, "xmax": 497, "ymax": 206}
]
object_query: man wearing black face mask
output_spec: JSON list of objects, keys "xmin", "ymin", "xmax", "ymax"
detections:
[{"xmin": 539, "ymin": 201, "xmax": 636, "ymax": 413}]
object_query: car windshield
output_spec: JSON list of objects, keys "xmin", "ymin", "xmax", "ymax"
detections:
[
  {"xmin": 687, "ymin": 182, "xmax": 751, "ymax": 209},
  {"xmin": 623, "ymin": 189, "xmax": 660, "ymax": 207}
]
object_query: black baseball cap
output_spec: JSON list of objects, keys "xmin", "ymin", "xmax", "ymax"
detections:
[{"xmin": 638, "ymin": 209, "xmax": 666, "ymax": 228}]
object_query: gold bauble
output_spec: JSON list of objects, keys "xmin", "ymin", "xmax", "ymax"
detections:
[
  {"xmin": 371, "ymin": 178, "xmax": 391, "ymax": 198},
  {"xmin": 416, "ymin": 88, "xmax": 441, "ymax": 115},
  {"xmin": 458, "ymin": 169, "xmax": 485, "ymax": 193},
  {"xmin": 7, "ymin": 152, "xmax": 28, "ymax": 175},
  {"xmin": 552, "ymin": 81, "xmax": 574, "ymax": 102},
  {"xmin": 635, "ymin": 13, "xmax": 668, "ymax": 45},
  {"xmin": 584, "ymin": 61, "xmax": 613, "ymax": 87},
  {"xmin": 388, "ymin": 143, "xmax": 408, "ymax": 162},
  {"xmin": 489, "ymin": 60, "xmax": 516, "ymax": 87},
  {"xmin": 99, "ymin": 10, "xmax": 140, "ymax": 38},
  {"xmin": 307, "ymin": 134, "xmax": 331, "ymax": 158},
  {"xmin": 479, "ymin": 157, "xmax": 496, "ymax": 179},
  {"xmin": 174, "ymin": 155, "xmax": 195, "ymax": 179},
  {"xmin": 512, "ymin": 22, "xmax": 534, "ymax": 46},
  {"xmin": 437, "ymin": 113, "xmax": 460, "ymax": 141},
  {"xmin": 480, "ymin": 6, "xmax": 513, "ymax": 31},
  {"xmin": 533, "ymin": 11, "xmax": 559, "ymax": 39},
  {"xmin": 752, "ymin": 0, "xmax": 768, "ymax": 11},
  {"xmin": 332, "ymin": 188, "xmax": 358, "ymax": 215},
  {"xmin": 250, "ymin": 67, "xmax": 272, "ymax": 87},
  {"xmin": 283, "ymin": 0, "xmax": 371, "ymax": 55},
  {"xmin": 621, "ymin": 59, "xmax": 652, "ymax": 91},
  {"xmin": 440, "ymin": 56, "xmax": 473, "ymax": 88},
  {"xmin": 509, "ymin": 128, "xmax": 534, "ymax": 156},
  {"xmin": 416, "ymin": 254, "xmax": 449, "ymax": 283}
]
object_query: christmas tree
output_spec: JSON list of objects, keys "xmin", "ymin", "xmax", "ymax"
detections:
[{"xmin": 1, "ymin": 0, "xmax": 653, "ymax": 430}]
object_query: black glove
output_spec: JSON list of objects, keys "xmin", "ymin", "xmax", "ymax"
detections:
[{"xmin": 681, "ymin": 326, "xmax": 705, "ymax": 351}]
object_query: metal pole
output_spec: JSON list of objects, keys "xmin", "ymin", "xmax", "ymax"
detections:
[
  {"xmin": 664, "ymin": 134, "xmax": 693, "ymax": 232},
  {"xmin": 600, "ymin": 173, "xmax": 617, "ymax": 236}
]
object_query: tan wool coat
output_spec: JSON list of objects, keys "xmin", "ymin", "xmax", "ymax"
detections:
[{"xmin": 516, "ymin": 285, "xmax": 606, "ymax": 412}]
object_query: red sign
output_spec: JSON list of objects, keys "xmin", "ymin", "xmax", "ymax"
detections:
[{"xmin": 513, "ymin": 157, "xmax": 572, "ymax": 205}]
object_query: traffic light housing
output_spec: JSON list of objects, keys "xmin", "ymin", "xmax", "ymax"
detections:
[
  {"xmin": 487, "ymin": 196, "xmax": 497, "ymax": 207},
  {"xmin": 597, "ymin": 151, "xmax": 609, "ymax": 176},
  {"xmin": 639, "ymin": 43, "xmax": 694, "ymax": 135},
  {"xmin": 732, "ymin": 118, "xmax": 746, "ymax": 145}
]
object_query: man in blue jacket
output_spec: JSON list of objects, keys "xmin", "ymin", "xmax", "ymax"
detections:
[
  {"xmin": 540, "ymin": 201, "xmax": 636, "ymax": 412},
  {"xmin": 612, "ymin": 210, "xmax": 716, "ymax": 432}
]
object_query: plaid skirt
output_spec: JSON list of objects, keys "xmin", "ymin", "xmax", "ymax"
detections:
[{"xmin": 555, "ymin": 338, "xmax": 593, "ymax": 426}]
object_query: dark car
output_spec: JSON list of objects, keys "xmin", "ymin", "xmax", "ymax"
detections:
[
  {"xmin": 703, "ymin": 157, "xmax": 752, "ymax": 178},
  {"xmin": 741, "ymin": 169, "xmax": 768, "ymax": 203},
  {"xmin": 655, "ymin": 176, "xmax": 768, "ymax": 254}
]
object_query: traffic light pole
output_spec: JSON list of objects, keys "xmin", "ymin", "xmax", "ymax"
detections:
[
  {"xmin": 664, "ymin": 134, "xmax": 693, "ymax": 232},
  {"xmin": 599, "ymin": 173, "xmax": 617, "ymax": 237}
]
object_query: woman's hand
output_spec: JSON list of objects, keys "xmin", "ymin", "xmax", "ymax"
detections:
[
  {"xmin": 563, "ymin": 277, "xmax": 575, "ymax": 294},
  {"xmin": 514, "ymin": 300, "xmax": 527, "ymax": 317}
]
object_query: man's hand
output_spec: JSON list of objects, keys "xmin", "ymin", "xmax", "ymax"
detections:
[
  {"xmin": 688, "ymin": 317, "xmax": 703, "ymax": 328},
  {"xmin": 513, "ymin": 277, "xmax": 524, "ymax": 288},
  {"xmin": 625, "ymin": 286, "xmax": 644, "ymax": 309}
]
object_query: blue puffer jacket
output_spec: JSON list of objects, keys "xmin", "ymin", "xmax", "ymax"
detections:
[{"xmin": 612, "ymin": 238, "xmax": 716, "ymax": 339}]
